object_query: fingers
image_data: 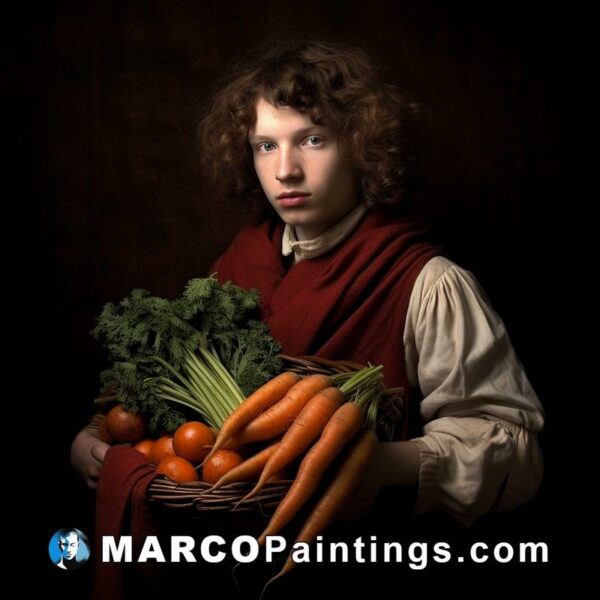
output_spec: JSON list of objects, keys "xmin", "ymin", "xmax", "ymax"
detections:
[
  {"xmin": 86, "ymin": 465, "xmax": 100, "ymax": 490},
  {"xmin": 91, "ymin": 443, "xmax": 109, "ymax": 463}
]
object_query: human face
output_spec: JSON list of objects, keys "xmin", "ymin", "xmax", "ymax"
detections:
[
  {"xmin": 59, "ymin": 532, "xmax": 79, "ymax": 560},
  {"xmin": 249, "ymin": 97, "xmax": 360, "ymax": 241}
]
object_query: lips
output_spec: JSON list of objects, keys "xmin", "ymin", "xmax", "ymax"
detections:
[{"xmin": 276, "ymin": 192, "xmax": 310, "ymax": 207}]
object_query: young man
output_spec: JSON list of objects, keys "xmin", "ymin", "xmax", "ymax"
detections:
[{"xmin": 72, "ymin": 40, "xmax": 544, "ymax": 527}]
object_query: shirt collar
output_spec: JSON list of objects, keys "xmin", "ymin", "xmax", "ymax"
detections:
[{"xmin": 281, "ymin": 204, "xmax": 368, "ymax": 263}]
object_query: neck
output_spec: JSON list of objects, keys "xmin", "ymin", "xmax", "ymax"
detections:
[{"xmin": 294, "ymin": 224, "xmax": 327, "ymax": 241}]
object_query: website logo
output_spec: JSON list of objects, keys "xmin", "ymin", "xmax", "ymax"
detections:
[{"xmin": 49, "ymin": 528, "xmax": 90, "ymax": 570}]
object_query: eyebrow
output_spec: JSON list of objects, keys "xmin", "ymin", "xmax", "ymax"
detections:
[{"xmin": 248, "ymin": 126, "xmax": 327, "ymax": 144}]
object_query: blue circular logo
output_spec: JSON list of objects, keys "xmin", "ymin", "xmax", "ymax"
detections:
[{"xmin": 48, "ymin": 528, "xmax": 90, "ymax": 570}]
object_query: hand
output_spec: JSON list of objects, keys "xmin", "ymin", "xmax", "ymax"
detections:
[
  {"xmin": 335, "ymin": 440, "xmax": 421, "ymax": 522},
  {"xmin": 336, "ymin": 471, "xmax": 381, "ymax": 522},
  {"xmin": 335, "ymin": 443, "xmax": 386, "ymax": 522},
  {"xmin": 70, "ymin": 426, "xmax": 110, "ymax": 489}
]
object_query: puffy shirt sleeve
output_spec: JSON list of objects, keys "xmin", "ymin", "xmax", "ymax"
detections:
[{"xmin": 403, "ymin": 256, "xmax": 545, "ymax": 527}]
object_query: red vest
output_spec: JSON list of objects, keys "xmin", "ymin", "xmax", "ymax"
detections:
[{"xmin": 212, "ymin": 208, "xmax": 440, "ymax": 439}]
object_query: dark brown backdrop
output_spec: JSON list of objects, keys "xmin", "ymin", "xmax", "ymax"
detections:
[{"xmin": 11, "ymin": 0, "xmax": 578, "ymax": 593}]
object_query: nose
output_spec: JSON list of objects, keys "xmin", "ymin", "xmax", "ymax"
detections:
[{"xmin": 276, "ymin": 148, "xmax": 303, "ymax": 182}]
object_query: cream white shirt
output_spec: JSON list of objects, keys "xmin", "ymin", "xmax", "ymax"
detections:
[{"xmin": 282, "ymin": 205, "xmax": 545, "ymax": 527}]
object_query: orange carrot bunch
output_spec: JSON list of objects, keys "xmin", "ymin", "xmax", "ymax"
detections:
[{"xmin": 202, "ymin": 363, "xmax": 385, "ymax": 581}]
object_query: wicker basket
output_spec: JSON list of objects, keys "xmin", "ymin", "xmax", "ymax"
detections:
[{"xmin": 147, "ymin": 354, "xmax": 403, "ymax": 517}]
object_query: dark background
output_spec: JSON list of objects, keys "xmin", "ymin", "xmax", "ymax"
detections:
[{"xmin": 9, "ymin": 0, "xmax": 579, "ymax": 595}]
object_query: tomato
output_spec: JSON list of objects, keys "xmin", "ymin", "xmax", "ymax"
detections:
[
  {"xmin": 105, "ymin": 404, "xmax": 146, "ymax": 442},
  {"xmin": 202, "ymin": 450, "xmax": 244, "ymax": 484},
  {"xmin": 149, "ymin": 436, "xmax": 176, "ymax": 465},
  {"xmin": 173, "ymin": 421, "xmax": 215, "ymax": 465},
  {"xmin": 156, "ymin": 456, "xmax": 199, "ymax": 483},
  {"xmin": 132, "ymin": 439, "xmax": 154, "ymax": 462}
]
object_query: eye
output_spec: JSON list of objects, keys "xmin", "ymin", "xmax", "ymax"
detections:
[
  {"xmin": 257, "ymin": 142, "xmax": 276, "ymax": 152},
  {"xmin": 305, "ymin": 136, "xmax": 324, "ymax": 146}
]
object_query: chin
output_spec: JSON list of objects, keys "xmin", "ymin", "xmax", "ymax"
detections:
[
  {"xmin": 276, "ymin": 208, "xmax": 319, "ymax": 225},
  {"xmin": 281, "ymin": 215, "xmax": 310, "ymax": 225}
]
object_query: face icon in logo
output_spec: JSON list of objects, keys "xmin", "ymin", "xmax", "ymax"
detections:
[
  {"xmin": 59, "ymin": 531, "xmax": 79, "ymax": 562},
  {"xmin": 49, "ymin": 528, "xmax": 90, "ymax": 570}
]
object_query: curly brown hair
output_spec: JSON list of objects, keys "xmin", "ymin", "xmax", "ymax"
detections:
[{"xmin": 198, "ymin": 39, "xmax": 422, "ymax": 214}]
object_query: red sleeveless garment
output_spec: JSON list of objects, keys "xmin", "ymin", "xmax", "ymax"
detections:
[{"xmin": 212, "ymin": 208, "xmax": 441, "ymax": 440}]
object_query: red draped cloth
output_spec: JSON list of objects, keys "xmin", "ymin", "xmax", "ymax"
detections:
[
  {"xmin": 212, "ymin": 208, "xmax": 441, "ymax": 440},
  {"xmin": 93, "ymin": 446, "xmax": 161, "ymax": 600}
]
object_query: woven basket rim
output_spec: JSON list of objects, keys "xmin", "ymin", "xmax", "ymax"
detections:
[
  {"xmin": 148, "ymin": 479, "xmax": 294, "ymax": 513},
  {"xmin": 147, "ymin": 354, "xmax": 403, "ymax": 515}
]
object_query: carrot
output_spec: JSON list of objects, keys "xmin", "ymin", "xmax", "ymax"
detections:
[
  {"xmin": 223, "ymin": 374, "xmax": 331, "ymax": 449},
  {"xmin": 204, "ymin": 371, "xmax": 300, "ymax": 463},
  {"xmin": 268, "ymin": 428, "xmax": 377, "ymax": 584},
  {"xmin": 206, "ymin": 440, "xmax": 281, "ymax": 492},
  {"xmin": 239, "ymin": 387, "xmax": 344, "ymax": 504},
  {"xmin": 256, "ymin": 401, "xmax": 364, "ymax": 545}
]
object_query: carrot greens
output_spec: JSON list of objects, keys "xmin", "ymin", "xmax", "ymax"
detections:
[{"xmin": 92, "ymin": 276, "xmax": 282, "ymax": 432}]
